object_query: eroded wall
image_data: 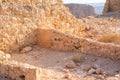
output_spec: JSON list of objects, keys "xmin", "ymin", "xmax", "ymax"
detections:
[
  {"xmin": 37, "ymin": 28, "xmax": 120, "ymax": 60},
  {"xmin": 0, "ymin": 51, "xmax": 64, "ymax": 80}
]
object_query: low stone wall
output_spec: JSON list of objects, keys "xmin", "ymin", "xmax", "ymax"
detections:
[
  {"xmin": 0, "ymin": 51, "xmax": 64, "ymax": 80},
  {"xmin": 37, "ymin": 28, "xmax": 120, "ymax": 60},
  {"xmin": 0, "ymin": 51, "xmax": 39, "ymax": 80}
]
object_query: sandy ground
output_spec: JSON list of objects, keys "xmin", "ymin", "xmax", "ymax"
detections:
[{"xmin": 11, "ymin": 45, "xmax": 120, "ymax": 79}]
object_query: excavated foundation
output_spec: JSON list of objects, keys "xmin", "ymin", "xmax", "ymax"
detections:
[
  {"xmin": 0, "ymin": 0, "xmax": 120, "ymax": 80},
  {"xmin": 0, "ymin": 28, "xmax": 120, "ymax": 80}
]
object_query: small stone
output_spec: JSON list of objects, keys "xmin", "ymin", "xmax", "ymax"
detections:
[
  {"xmin": 92, "ymin": 64, "xmax": 100, "ymax": 69},
  {"xmin": 95, "ymin": 75, "xmax": 105, "ymax": 80},
  {"xmin": 62, "ymin": 69, "xmax": 70, "ymax": 73},
  {"xmin": 100, "ymin": 69, "xmax": 107, "ymax": 76},
  {"xmin": 87, "ymin": 68, "xmax": 96, "ymax": 75},
  {"xmin": 92, "ymin": 58, "xmax": 97, "ymax": 62},
  {"xmin": 96, "ymin": 68, "xmax": 101, "ymax": 74},
  {"xmin": 83, "ymin": 66, "xmax": 91, "ymax": 72},
  {"xmin": 20, "ymin": 46, "xmax": 33, "ymax": 53},
  {"xmin": 115, "ymin": 74, "xmax": 120, "ymax": 77},
  {"xmin": 66, "ymin": 60, "xmax": 76, "ymax": 69},
  {"xmin": 76, "ymin": 63, "xmax": 81, "ymax": 66},
  {"xmin": 64, "ymin": 72, "xmax": 72, "ymax": 79}
]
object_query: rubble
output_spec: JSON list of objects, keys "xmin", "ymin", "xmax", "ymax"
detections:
[
  {"xmin": 83, "ymin": 66, "xmax": 91, "ymax": 72},
  {"xmin": 83, "ymin": 64, "xmax": 108, "ymax": 76},
  {"xmin": 65, "ymin": 60, "xmax": 76, "ymax": 69}
]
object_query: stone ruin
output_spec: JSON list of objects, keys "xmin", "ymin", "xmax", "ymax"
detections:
[{"xmin": 0, "ymin": 0, "xmax": 120, "ymax": 80}]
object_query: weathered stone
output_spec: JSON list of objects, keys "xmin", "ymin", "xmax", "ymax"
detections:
[
  {"xmin": 87, "ymin": 68, "xmax": 96, "ymax": 75},
  {"xmin": 103, "ymin": 0, "xmax": 120, "ymax": 13},
  {"xmin": 83, "ymin": 66, "xmax": 91, "ymax": 72},
  {"xmin": 91, "ymin": 58, "xmax": 97, "ymax": 62},
  {"xmin": 62, "ymin": 69, "xmax": 70, "ymax": 73},
  {"xmin": 92, "ymin": 64, "xmax": 100, "ymax": 69},
  {"xmin": 66, "ymin": 60, "xmax": 76, "ymax": 69},
  {"xmin": 20, "ymin": 46, "xmax": 33, "ymax": 53},
  {"xmin": 95, "ymin": 68, "xmax": 102, "ymax": 74}
]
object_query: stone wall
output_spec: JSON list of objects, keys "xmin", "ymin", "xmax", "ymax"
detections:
[
  {"xmin": 1, "ymin": 27, "xmax": 120, "ymax": 80},
  {"xmin": 103, "ymin": 0, "xmax": 120, "ymax": 13},
  {"xmin": 0, "ymin": 51, "xmax": 64, "ymax": 80},
  {"xmin": 37, "ymin": 28, "xmax": 120, "ymax": 60}
]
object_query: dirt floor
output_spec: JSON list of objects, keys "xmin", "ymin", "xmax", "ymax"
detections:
[{"xmin": 10, "ymin": 45, "xmax": 120, "ymax": 80}]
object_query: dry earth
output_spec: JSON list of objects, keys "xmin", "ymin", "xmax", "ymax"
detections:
[{"xmin": 10, "ymin": 45, "xmax": 120, "ymax": 80}]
